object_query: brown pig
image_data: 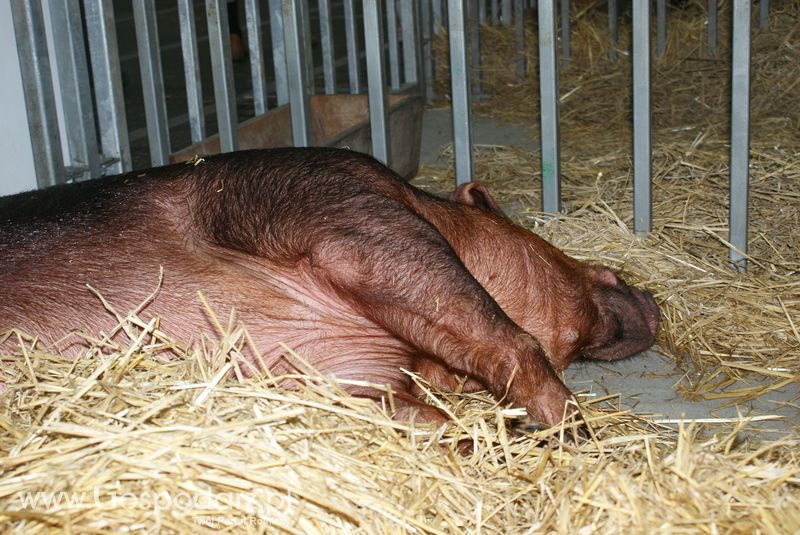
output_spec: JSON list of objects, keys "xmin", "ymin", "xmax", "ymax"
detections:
[{"xmin": 0, "ymin": 148, "xmax": 658, "ymax": 428}]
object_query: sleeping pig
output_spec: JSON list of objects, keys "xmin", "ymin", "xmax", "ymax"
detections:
[{"xmin": 0, "ymin": 148, "xmax": 658, "ymax": 428}]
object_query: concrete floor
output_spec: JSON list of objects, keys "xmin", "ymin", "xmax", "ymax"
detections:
[{"xmin": 420, "ymin": 107, "xmax": 799, "ymax": 439}]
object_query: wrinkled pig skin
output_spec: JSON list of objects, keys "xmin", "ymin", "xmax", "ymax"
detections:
[{"xmin": 0, "ymin": 148, "xmax": 658, "ymax": 428}]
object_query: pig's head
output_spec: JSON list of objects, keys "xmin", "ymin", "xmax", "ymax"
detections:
[
  {"xmin": 447, "ymin": 182, "xmax": 659, "ymax": 370},
  {"xmin": 581, "ymin": 267, "xmax": 659, "ymax": 362}
]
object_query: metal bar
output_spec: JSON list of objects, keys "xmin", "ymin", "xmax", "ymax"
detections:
[
  {"xmin": 133, "ymin": 0, "xmax": 170, "ymax": 166},
  {"xmin": 319, "ymin": 0, "xmax": 336, "ymax": 94},
  {"xmin": 730, "ymin": 0, "xmax": 751, "ymax": 270},
  {"xmin": 343, "ymin": 0, "xmax": 361, "ymax": 94},
  {"xmin": 420, "ymin": 0, "xmax": 435, "ymax": 103},
  {"xmin": 632, "ymin": 0, "xmax": 652, "ymax": 234},
  {"xmin": 759, "ymin": 0, "xmax": 768, "ymax": 29},
  {"xmin": 708, "ymin": 0, "xmax": 717, "ymax": 56},
  {"xmin": 363, "ymin": 0, "xmax": 390, "ymax": 165},
  {"xmin": 283, "ymin": 0, "xmax": 310, "ymax": 146},
  {"xmin": 177, "ymin": 0, "xmax": 206, "ymax": 142},
  {"xmin": 608, "ymin": 0, "xmax": 619, "ymax": 60},
  {"xmin": 387, "ymin": 0, "xmax": 401, "ymax": 90},
  {"xmin": 469, "ymin": 0, "xmax": 482, "ymax": 99},
  {"xmin": 245, "ymin": 0, "xmax": 268, "ymax": 113},
  {"xmin": 492, "ymin": 0, "xmax": 499, "ymax": 24},
  {"xmin": 83, "ymin": 0, "xmax": 131, "ymax": 174},
  {"xmin": 301, "ymin": 0, "xmax": 314, "ymax": 95},
  {"xmin": 206, "ymin": 0, "xmax": 238, "ymax": 152},
  {"xmin": 47, "ymin": 0, "xmax": 100, "ymax": 180},
  {"xmin": 401, "ymin": 0, "xmax": 418, "ymax": 85},
  {"xmin": 434, "ymin": 0, "xmax": 443, "ymax": 33},
  {"xmin": 538, "ymin": 0, "xmax": 560, "ymax": 212},
  {"xmin": 479, "ymin": 0, "xmax": 486, "ymax": 23},
  {"xmin": 656, "ymin": 0, "xmax": 666, "ymax": 59},
  {"xmin": 560, "ymin": 0, "xmax": 570, "ymax": 68},
  {"xmin": 269, "ymin": 0, "xmax": 289, "ymax": 105},
  {"xmin": 448, "ymin": 0, "xmax": 474, "ymax": 186},
  {"xmin": 516, "ymin": 0, "xmax": 526, "ymax": 81},
  {"xmin": 502, "ymin": 0, "xmax": 512, "ymax": 25},
  {"xmin": 11, "ymin": 0, "xmax": 65, "ymax": 186}
]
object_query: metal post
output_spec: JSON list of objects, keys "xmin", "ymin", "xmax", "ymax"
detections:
[
  {"xmin": 434, "ymin": 0, "xmax": 443, "ymax": 33},
  {"xmin": 301, "ymin": 0, "xmax": 314, "ymax": 94},
  {"xmin": 319, "ymin": 0, "xmax": 336, "ymax": 94},
  {"xmin": 178, "ymin": 0, "xmax": 206, "ymax": 143},
  {"xmin": 538, "ymin": 0, "xmax": 560, "ymax": 212},
  {"xmin": 401, "ymin": 0, "xmax": 418, "ymax": 85},
  {"xmin": 283, "ymin": 0, "xmax": 310, "ymax": 146},
  {"xmin": 708, "ymin": 0, "xmax": 717, "ymax": 56},
  {"xmin": 759, "ymin": 0, "xmax": 768, "ymax": 29},
  {"xmin": 656, "ymin": 0, "xmax": 666, "ymax": 59},
  {"xmin": 448, "ymin": 0, "xmax": 474, "ymax": 186},
  {"xmin": 133, "ymin": 0, "xmax": 170, "ymax": 166},
  {"xmin": 492, "ymin": 0, "xmax": 499, "ymax": 24},
  {"xmin": 269, "ymin": 0, "xmax": 289, "ymax": 105},
  {"xmin": 387, "ymin": 0, "xmax": 401, "ymax": 90},
  {"xmin": 363, "ymin": 0, "xmax": 390, "ymax": 165},
  {"xmin": 608, "ymin": 0, "xmax": 619, "ymax": 60},
  {"xmin": 245, "ymin": 0, "xmax": 268, "ymax": 114},
  {"xmin": 47, "ymin": 0, "xmax": 100, "ymax": 180},
  {"xmin": 516, "ymin": 0, "xmax": 526, "ymax": 81},
  {"xmin": 11, "ymin": 0, "xmax": 65, "ymax": 186},
  {"xmin": 420, "ymin": 0, "xmax": 435, "ymax": 103},
  {"xmin": 479, "ymin": 0, "xmax": 486, "ymax": 23},
  {"xmin": 560, "ymin": 0, "xmax": 570, "ymax": 68},
  {"xmin": 343, "ymin": 0, "xmax": 361, "ymax": 94},
  {"xmin": 206, "ymin": 0, "xmax": 238, "ymax": 152},
  {"xmin": 502, "ymin": 0, "xmax": 512, "ymax": 25},
  {"xmin": 633, "ymin": 0, "xmax": 652, "ymax": 235},
  {"xmin": 84, "ymin": 0, "xmax": 131, "ymax": 174},
  {"xmin": 730, "ymin": 0, "xmax": 751, "ymax": 270}
]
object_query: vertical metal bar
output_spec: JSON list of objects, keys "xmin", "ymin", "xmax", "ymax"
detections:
[
  {"xmin": 11, "ymin": 0, "xmax": 65, "ymax": 186},
  {"xmin": 301, "ymin": 0, "xmax": 314, "ymax": 95},
  {"xmin": 434, "ymin": 0, "xmax": 443, "ymax": 33},
  {"xmin": 343, "ymin": 0, "xmax": 362, "ymax": 94},
  {"xmin": 560, "ymin": 0, "xmax": 570, "ymax": 68},
  {"xmin": 633, "ymin": 0, "xmax": 652, "ymax": 235},
  {"xmin": 46, "ymin": 0, "xmax": 100, "ymax": 180},
  {"xmin": 656, "ymin": 0, "xmax": 666, "ymax": 59},
  {"xmin": 387, "ymin": 0, "xmax": 401, "ymax": 90},
  {"xmin": 479, "ymin": 0, "xmax": 487, "ymax": 23},
  {"xmin": 401, "ymin": 0, "xmax": 418, "ymax": 85},
  {"xmin": 178, "ymin": 0, "xmax": 206, "ymax": 143},
  {"xmin": 133, "ymin": 0, "xmax": 170, "ymax": 166},
  {"xmin": 608, "ymin": 0, "xmax": 619, "ymax": 60},
  {"xmin": 492, "ymin": 0, "xmax": 499, "ymax": 24},
  {"xmin": 707, "ymin": 0, "xmax": 717, "ymax": 55},
  {"xmin": 469, "ymin": 0, "xmax": 482, "ymax": 99},
  {"xmin": 730, "ymin": 0, "xmax": 751, "ymax": 270},
  {"xmin": 420, "ymin": 0, "xmax": 435, "ymax": 103},
  {"xmin": 538, "ymin": 0, "xmax": 560, "ymax": 212},
  {"xmin": 269, "ymin": 0, "xmax": 289, "ymax": 105},
  {"xmin": 319, "ymin": 0, "xmax": 336, "ymax": 94},
  {"xmin": 448, "ymin": 0, "xmax": 474, "ymax": 186},
  {"xmin": 516, "ymin": 0, "xmax": 526, "ymax": 81},
  {"xmin": 84, "ymin": 0, "xmax": 131, "ymax": 174},
  {"xmin": 245, "ymin": 0, "xmax": 268, "ymax": 114},
  {"xmin": 283, "ymin": 0, "xmax": 310, "ymax": 146},
  {"xmin": 759, "ymin": 0, "xmax": 768, "ymax": 29},
  {"xmin": 363, "ymin": 0, "xmax": 390, "ymax": 165},
  {"xmin": 502, "ymin": 0, "xmax": 512, "ymax": 25},
  {"xmin": 206, "ymin": 0, "xmax": 238, "ymax": 152}
]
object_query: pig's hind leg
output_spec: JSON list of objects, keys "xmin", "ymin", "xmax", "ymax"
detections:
[{"xmin": 303, "ymin": 195, "xmax": 575, "ymax": 428}]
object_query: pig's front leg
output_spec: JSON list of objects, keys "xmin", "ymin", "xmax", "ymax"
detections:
[{"xmin": 303, "ymin": 195, "xmax": 576, "ymax": 427}]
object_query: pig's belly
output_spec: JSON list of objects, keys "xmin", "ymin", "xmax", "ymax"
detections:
[{"xmin": 1, "ymin": 250, "xmax": 415, "ymax": 391}]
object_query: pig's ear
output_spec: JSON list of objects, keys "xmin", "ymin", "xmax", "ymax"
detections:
[{"xmin": 449, "ymin": 182, "xmax": 504, "ymax": 214}]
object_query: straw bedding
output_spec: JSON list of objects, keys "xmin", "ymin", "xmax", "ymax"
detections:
[{"xmin": 2, "ymin": 2, "xmax": 799, "ymax": 532}]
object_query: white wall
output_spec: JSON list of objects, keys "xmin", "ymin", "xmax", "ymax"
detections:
[{"xmin": 0, "ymin": 0, "xmax": 39, "ymax": 196}]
